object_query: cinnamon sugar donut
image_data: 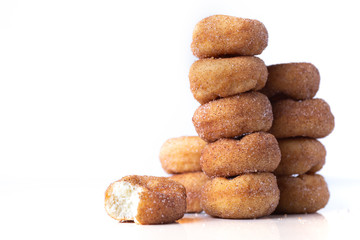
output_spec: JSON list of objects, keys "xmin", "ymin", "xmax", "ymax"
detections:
[
  {"xmin": 191, "ymin": 15, "xmax": 268, "ymax": 58},
  {"xmin": 159, "ymin": 136, "xmax": 207, "ymax": 174},
  {"xmin": 201, "ymin": 173, "xmax": 280, "ymax": 219},
  {"xmin": 201, "ymin": 132, "xmax": 280, "ymax": 177},
  {"xmin": 261, "ymin": 63, "xmax": 320, "ymax": 100},
  {"xmin": 276, "ymin": 174, "xmax": 330, "ymax": 214},
  {"xmin": 274, "ymin": 138, "xmax": 326, "ymax": 176},
  {"xmin": 189, "ymin": 56, "xmax": 268, "ymax": 104},
  {"xmin": 105, "ymin": 175, "xmax": 186, "ymax": 224},
  {"xmin": 270, "ymin": 98, "xmax": 334, "ymax": 138},
  {"xmin": 170, "ymin": 172, "xmax": 210, "ymax": 213},
  {"xmin": 192, "ymin": 92, "xmax": 273, "ymax": 142}
]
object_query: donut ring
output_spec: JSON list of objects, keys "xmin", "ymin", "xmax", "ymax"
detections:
[
  {"xmin": 105, "ymin": 175, "xmax": 186, "ymax": 224},
  {"xmin": 200, "ymin": 132, "xmax": 281, "ymax": 177},
  {"xmin": 159, "ymin": 136, "xmax": 207, "ymax": 174},
  {"xmin": 201, "ymin": 173, "xmax": 280, "ymax": 219},
  {"xmin": 269, "ymin": 98, "xmax": 335, "ymax": 138},
  {"xmin": 191, "ymin": 15, "xmax": 268, "ymax": 58},
  {"xmin": 274, "ymin": 138, "xmax": 326, "ymax": 176},
  {"xmin": 276, "ymin": 174, "xmax": 330, "ymax": 214},
  {"xmin": 170, "ymin": 172, "xmax": 210, "ymax": 213},
  {"xmin": 189, "ymin": 56, "xmax": 268, "ymax": 104},
  {"xmin": 192, "ymin": 92, "xmax": 273, "ymax": 142},
  {"xmin": 261, "ymin": 63, "xmax": 320, "ymax": 100}
]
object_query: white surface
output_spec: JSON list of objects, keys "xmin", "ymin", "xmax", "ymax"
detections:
[
  {"xmin": 0, "ymin": 177, "xmax": 359, "ymax": 240},
  {"xmin": 0, "ymin": 0, "xmax": 360, "ymax": 239}
]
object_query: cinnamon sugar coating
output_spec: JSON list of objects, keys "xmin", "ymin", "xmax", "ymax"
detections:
[
  {"xmin": 170, "ymin": 172, "xmax": 210, "ymax": 213},
  {"xmin": 276, "ymin": 174, "xmax": 330, "ymax": 214},
  {"xmin": 274, "ymin": 138, "xmax": 326, "ymax": 176},
  {"xmin": 270, "ymin": 98, "xmax": 335, "ymax": 138},
  {"xmin": 193, "ymin": 92, "xmax": 273, "ymax": 142},
  {"xmin": 261, "ymin": 63, "xmax": 320, "ymax": 100},
  {"xmin": 201, "ymin": 132, "xmax": 280, "ymax": 177},
  {"xmin": 201, "ymin": 173, "xmax": 280, "ymax": 219},
  {"xmin": 105, "ymin": 175, "xmax": 186, "ymax": 225},
  {"xmin": 189, "ymin": 56, "xmax": 268, "ymax": 104},
  {"xmin": 191, "ymin": 15, "xmax": 268, "ymax": 58},
  {"xmin": 159, "ymin": 136, "xmax": 207, "ymax": 174}
]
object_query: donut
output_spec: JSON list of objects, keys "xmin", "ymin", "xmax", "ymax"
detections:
[
  {"xmin": 274, "ymin": 138, "xmax": 326, "ymax": 176},
  {"xmin": 159, "ymin": 136, "xmax": 207, "ymax": 174},
  {"xmin": 200, "ymin": 132, "xmax": 280, "ymax": 177},
  {"xmin": 269, "ymin": 98, "xmax": 335, "ymax": 138},
  {"xmin": 201, "ymin": 173, "xmax": 280, "ymax": 219},
  {"xmin": 189, "ymin": 56, "xmax": 268, "ymax": 104},
  {"xmin": 104, "ymin": 175, "xmax": 186, "ymax": 224},
  {"xmin": 192, "ymin": 91, "xmax": 273, "ymax": 142},
  {"xmin": 169, "ymin": 172, "xmax": 210, "ymax": 213},
  {"xmin": 261, "ymin": 63, "xmax": 320, "ymax": 100},
  {"xmin": 191, "ymin": 15, "xmax": 268, "ymax": 58},
  {"xmin": 276, "ymin": 174, "xmax": 330, "ymax": 214}
]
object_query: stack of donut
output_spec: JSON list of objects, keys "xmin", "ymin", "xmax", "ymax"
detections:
[
  {"xmin": 189, "ymin": 15, "xmax": 281, "ymax": 219},
  {"xmin": 106, "ymin": 14, "xmax": 335, "ymax": 225},
  {"xmin": 159, "ymin": 14, "xmax": 335, "ymax": 219},
  {"xmin": 261, "ymin": 63, "xmax": 334, "ymax": 214},
  {"xmin": 159, "ymin": 136, "xmax": 210, "ymax": 213}
]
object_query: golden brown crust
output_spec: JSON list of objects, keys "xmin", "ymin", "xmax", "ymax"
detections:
[
  {"xmin": 191, "ymin": 15, "xmax": 268, "ymax": 58},
  {"xmin": 261, "ymin": 63, "xmax": 320, "ymax": 100},
  {"xmin": 276, "ymin": 174, "xmax": 330, "ymax": 214},
  {"xmin": 170, "ymin": 172, "xmax": 210, "ymax": 213},
  {"xmin": 189, "ymin": 56, "xmax": 268, "ymax": 104},
  {"xmin": 159, "ymin": 136, "xmax": 207, "ymax": 174},
  {"xmin": 201, "ymin": 173, "xmax": 280, "ymax": 219},
  {"xmin": 105, "ymin": 175, "xmax": 186, "ymax": 225},
  {"xmin": 269, "ymin": 98, "xmax": 335, "ymax": 138},
  {"xmin": 274, "ymin": 138, "xmax": 326, "ymax": 176},
  {"xmin": 200, "ymin": 132, "xmax": 280, "ymax": 177},
  {"xmin": 193, "ymin": 92, "xmax": 273, "ymax": 142}
]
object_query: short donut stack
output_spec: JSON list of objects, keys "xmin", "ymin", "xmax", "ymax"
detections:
[
  {"xmin": 189, "ymin": 15, "xmax": 283, "ymax": 219},
  {"xmin": 261, "ymin": 63, "xmax": 334, "ymax": 214},
  {"xmin": 159, "ymin": 136, "xmax": 210, "ymax": 213}
]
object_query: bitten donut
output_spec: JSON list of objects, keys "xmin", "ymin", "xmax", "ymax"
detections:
[
  {"xmin": 261, "ymin": 63, "xmax": 320, "ymax": 100},
  {"xmin": 201, "ymin": 173, "xmax": 280, "ymax": 219},
  {"xmin": 274, "ymin": 138, "xmax": 326, "ymax": 176},
  {"xmin": 191, "ymin": 15, "xmax": 268, "ymax": 58},
  {"xmin": 105, "ymin": 175, "xmax": 186, "ymax": 225},
  {"xmin": 159, "ymin": 136, "xmax": 207, "ymax": 174},
  {"xmin": 189, "ymin": 56, "xmax": 268, "ymax": 104},
  {"xmin": 170, "ymin": 172, "xmax": 210, "ymax": 213},
  {"xmin": 201, "ymin": 132, "xmax": 281, "ymax": 177},
  {"xmin": 276, "ymin": 174, "xmax": 330, "ymax": 214},
  {"xmin": 193, "ymin": 92, "xmax": 273, "ymax": 142},
  {"xmin": 270, "ymin": 98, "xmax": 335, "ymax": 138}
]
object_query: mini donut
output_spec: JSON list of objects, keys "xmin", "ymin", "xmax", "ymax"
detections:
[
  {"xmin": 105, "ymin": 175, "xmax": 186, "ymax": 225},
  {"xmin": 169, "ymin": 172, "xmax": 210, "ymax": 213},
  {"xmin": 200, "ymin": 132, "xmax": 281, "ymax": 177},
  {"xmin": 274, "ymin": 138, "xmax": 326, "ymax": 176},
  {"xmin": 276, "ymin": 174, "xmax": 330, "ymax": 214},
  {"xmin": 189, "ymin": 56, "xmax": 268, "ymax": 104},
  {"xmin": 201, "ymin": 173, "xmax": 280, "ymax": 219},
  {"xmin": 269, "ymin": 98, "xmax": 335, "ymax": 138},
  {"xmin": 261, "ymin": 63, "xmax": 320, "ymax": 100},
  {"xmin": 191, "ymin": 15, "xmax": 268, "ymax": 58},
  {"xmin": 192, "ymin": 91, "xmax": 273, "ymax": 142},
  {"xmin": 159, "ymin": 136, "xmax": 207, "ymax": 174}
]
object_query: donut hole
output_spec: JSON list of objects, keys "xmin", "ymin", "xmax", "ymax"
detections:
[{"xmin": 105, "ymin": 182, "xmax": 143, "ymax": 222}]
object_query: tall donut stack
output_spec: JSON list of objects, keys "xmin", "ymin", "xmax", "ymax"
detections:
[
  {"xmin": 261, "ymin": 63, "xmax": 334, "ymax": 214},
  {"xmin": 189, "ymin": 15, "xmax": 282, "ymax": 219}
]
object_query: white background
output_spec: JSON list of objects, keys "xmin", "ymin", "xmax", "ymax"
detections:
[{"xmin": 1, "ymin": 0, "xmax": 360, "ymax": 239}]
